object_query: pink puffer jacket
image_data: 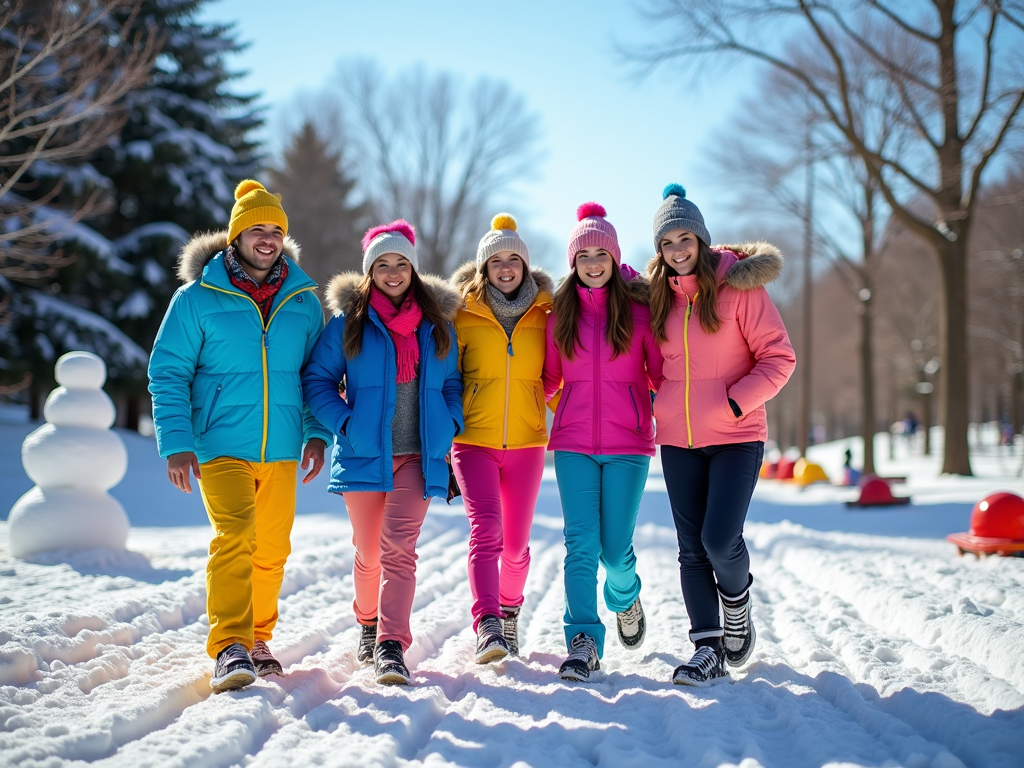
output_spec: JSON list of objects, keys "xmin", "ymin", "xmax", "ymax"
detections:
[
  {"xmin": 653, "ymin": 244, "xmax": 795, "ymax": 449},
  {"xmin": 543, "ymin": 283, "xmax": 664, "ymax": 456}
]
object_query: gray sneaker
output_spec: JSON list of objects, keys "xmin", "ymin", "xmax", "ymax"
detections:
[
  {"xmin": 501, "ymin": 605, "xmax": 520, "ymax": 657},
  {"xmin": 616, "ymin": 598, "xmax": 646, "ymax": 649},
  {"xmin": 558, "ymin": 633, "xmax": 601, "ymax": 682},
  {"xmin": 211, "ymin": 643, "xmax": 256, "ymax": 692}
]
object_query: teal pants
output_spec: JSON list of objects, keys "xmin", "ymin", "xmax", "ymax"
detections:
[{"xmin": 554, "ymin": 451, "xmax": 651, "ymax": 657}]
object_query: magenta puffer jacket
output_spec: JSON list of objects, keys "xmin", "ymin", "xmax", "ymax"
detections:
[{"xmin": 543, "ymin": 284, "xmax": 664, "ymax": 456}]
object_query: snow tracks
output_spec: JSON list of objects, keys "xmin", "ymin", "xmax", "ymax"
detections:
[{"xmin": 1, "ymin": 483, "xmax": 1023, "ymax": 768}]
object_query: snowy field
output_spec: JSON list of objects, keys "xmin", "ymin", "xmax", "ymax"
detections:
[{"xmin": 2, "ymin": 407, "xmax": 1023, "ymax": 768}]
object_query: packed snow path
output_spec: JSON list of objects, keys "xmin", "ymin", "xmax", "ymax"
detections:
[{"xmin": 2, "ymin": 477, "xmax": 1023, "ymax": 767}]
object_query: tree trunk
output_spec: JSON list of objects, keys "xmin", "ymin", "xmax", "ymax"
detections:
[
  {"xmin": 125, "ymin": 394, "xmax": 140, "ymax": 432},
  {"xmin": 938, "ymin": 238, "xmax": 972, "ymax": 474},
  {"xmin": 859, "ymin": 294, "xmax": 876, "ymax": 474}
]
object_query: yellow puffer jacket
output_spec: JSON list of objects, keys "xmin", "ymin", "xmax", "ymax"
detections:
[{"xmin": 451, "ymin": 261, "xmax": 554, "ymax": 449}]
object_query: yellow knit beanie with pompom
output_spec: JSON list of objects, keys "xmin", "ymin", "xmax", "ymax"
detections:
[{"xmin": 227, "ymin": 179, "xmax": 289, "ymax": 244}]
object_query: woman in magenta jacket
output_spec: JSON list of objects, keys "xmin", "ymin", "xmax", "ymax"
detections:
[
  {"xmin": 542, "ymin": 202, "xmax": 663, "ymax": 682},
  {"xmin": 648, "ymin": 184, "xmax": 795, "ymax": 686}
]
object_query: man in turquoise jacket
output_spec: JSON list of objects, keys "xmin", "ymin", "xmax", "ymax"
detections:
[{"xmin": 148, "ymin": 180, "xmax": 332, "ymax": 692}]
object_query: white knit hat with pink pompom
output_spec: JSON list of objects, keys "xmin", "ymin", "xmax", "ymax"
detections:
[
  {"xmin": 361, "ymin": 220, "xmax": 417, "ymax": 273},
  {"xmin": 567, "ymin": 202, "xmax": 620, "ymax": 268}
]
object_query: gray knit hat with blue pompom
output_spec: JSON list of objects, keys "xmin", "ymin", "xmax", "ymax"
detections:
[{"xmin": 653, "ymin": 183, "xmax": 710, "ymax": 251}]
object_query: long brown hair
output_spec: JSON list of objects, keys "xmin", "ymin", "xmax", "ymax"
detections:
[
  {"xmin": 343, "ymin": 270, "xmax": 452, "ymax": 359},
  {"xmin": 552, "ymin": 265, "xmax": 634, "ymax": 360},
  {"xmin": 649, "ymin": 240, "xmax": 722, "ymax": 341},
  {"xmin": 461, "ymin": 262, "xmax": 494, "ymax": 308}
]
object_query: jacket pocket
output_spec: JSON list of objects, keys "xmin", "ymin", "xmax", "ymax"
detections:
[
  {"xmin": 555, "ymin": 384, "xmax": 574, "ymax": 430},
  {"xmin": 202, "ymin": 383, "xmax": 223, "ymax": 435},
  {"xmin": 627, "ymin": 385, "xmax": 641, "ymax": 433}
]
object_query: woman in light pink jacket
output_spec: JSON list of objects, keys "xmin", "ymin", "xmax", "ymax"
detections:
[
  {"xmin": 649, "ymin": 184, "xmax": 795, "ymax": 687},
  {"xmin": 542, "ymin": 202, "xmax": 663, "ymax": 683}
]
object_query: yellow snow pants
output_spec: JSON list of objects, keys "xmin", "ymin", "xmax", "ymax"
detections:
[{"xmin": 198, "ymin": 457, "xmax": 297, "ymax": 658}]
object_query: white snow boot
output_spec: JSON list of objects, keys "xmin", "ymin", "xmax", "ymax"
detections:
[{"xmin": 720, "ymin": 576, "xmax": 756, "ymax": 667}]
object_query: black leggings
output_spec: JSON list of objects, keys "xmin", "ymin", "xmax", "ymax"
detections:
[{"xmin": 661, "ymin": 441, "xmax": 763, "ymax": 640}]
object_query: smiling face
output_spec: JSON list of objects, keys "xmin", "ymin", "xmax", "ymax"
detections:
[
  {"xmin": 236, "ymin": 223, "xmax": 285, "ymax": 280},
  {"xmin": 659, "ymin": 228, "xmax": 700, "ymax": 276},
  {"xmin": 486, "ymin": 250, "xmax": 524, "ymax": 295},
  {"xmin": 371, "ymin": 253, "xmax": 414, "ymax": 305},
  {"xmin": 574, "ymin": 247, "xmax": 614, "ymax": 288}
]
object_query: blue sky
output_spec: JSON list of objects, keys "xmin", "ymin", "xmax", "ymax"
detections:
[{"xmin": 198, "ymin": 0, "xmax": 757, "ymax": 271}]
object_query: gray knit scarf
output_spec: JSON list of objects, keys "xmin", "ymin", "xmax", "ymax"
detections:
[{"xmin": 486, "ymin": 275, "xmax": 538, "ymax": 338}]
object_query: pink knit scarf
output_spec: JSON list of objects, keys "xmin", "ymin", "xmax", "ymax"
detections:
[{"xmin": 369, "ymin": 286, "xmax": 423, "ymax": 383}]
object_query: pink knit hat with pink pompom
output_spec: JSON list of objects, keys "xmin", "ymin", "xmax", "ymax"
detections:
[
  {"xmin": 361, "ymin": 220, "xmax": 417, "ymax": 273},
  {"xmin": 567, "ymin": 202, "xmax": 620, "ymax": 268}
]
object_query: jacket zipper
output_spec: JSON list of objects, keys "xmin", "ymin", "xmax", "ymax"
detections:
[
  {"xmin": 503, "ymin": 341, "xmax": 513, "ymax": 448},
  {"xmin": 465, "ymin": 382, "xmax": 479, "ymax": 413},
  {"xmin": 683, "ymin": 292, "xmax": 698, "ymax": 448},
  {"xmin": 627, "ymin": 384, "xmax": 640, "ymax": 433},
  {"xmin": 202, "ymin": 282, "xmax": 315, "ymax": 461}
]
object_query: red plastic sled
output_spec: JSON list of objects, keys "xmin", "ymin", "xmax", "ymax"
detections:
[
  {"xmin": 948, "ymin": 492, "xmax": 1024, "ymax": 557},
  {"xmin": 845, "ymin": 476, "xmax": 911, "ymax": 508}
]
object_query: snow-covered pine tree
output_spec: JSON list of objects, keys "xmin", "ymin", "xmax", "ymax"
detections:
[
  {"xmin": 9, "ymin": 0, "xmax": 261, "ymax": 424},
  {"xmin": 268, "ymin": 120, "xmax": 366, "ymax": 307}
]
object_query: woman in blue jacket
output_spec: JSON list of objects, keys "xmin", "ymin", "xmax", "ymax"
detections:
[{"xmin": 302, "ymin": 220, "xmax": 463, "ymax": 686}]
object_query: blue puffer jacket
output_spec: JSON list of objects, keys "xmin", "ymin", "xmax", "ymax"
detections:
[
  {"xmin": 149, "ymin": 231, "xmax": 332, "ymax": 464},
  {"xmin": 302, "ymin": 272, "xmax": 464, "ymax": 499}
]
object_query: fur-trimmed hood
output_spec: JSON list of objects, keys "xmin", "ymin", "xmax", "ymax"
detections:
[
  {"xmin": 450, "ymin": 260, "xmax": 555, "ymax": 299},
  {"xmin": 325, "ymin": 271, "xmax": 461, "ymax": 321},
  {"xmin": 176, "ymin": 230, "xmax": 303, "ymax": 283},
  {"xmin": 645, "ymin": 241, "xmax": 783, "ymax": 290}
]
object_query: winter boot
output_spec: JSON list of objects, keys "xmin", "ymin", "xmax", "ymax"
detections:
[
  {"xmin": 616, "ymin": 597, "xmax": 646, "ymax": 650},
  {"xmin": 357, "ymin": 619, "xmax": 378, "ymax": 665},
  {"xmin": 720, "ymin": 576, "xmax": 756, "ymax": 667},
  {"xmin": 251, "ymin": 640, "xmax": 283, "ymax": 678},
  {"xmin": 558, "ymin": 632, "xmax": 601, "ymax": 682},
  {"xmin": 672, "ymin": 637, "xmax": 728, "ymax": 687},
  {"xmin": 374, "ymin": 639, "xmax": 411, "ymax": 685},
  {"xmin": 501, "ymin": 604, "xmax": 520, "ymax": 657},
  {"xmin": 211, "ymin": 642, "xmax": 257, "ymax": 692},
  {"xmin": 475, "ymin": 614, "xmax": 510, "ymax": 664}
]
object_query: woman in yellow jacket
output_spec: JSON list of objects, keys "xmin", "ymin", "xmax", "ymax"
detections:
[{"xmin": 450, "ymin": 213, "xmax": 553, "ymax": 665}]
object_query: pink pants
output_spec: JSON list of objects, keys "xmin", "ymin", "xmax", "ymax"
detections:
[
  {"xmin": 342, "ymin": 454, "xmax": 430, "ymax": 651},
  {"xmin": 451, "ymin": 444, "xmax": 545, "ymax": 627}
]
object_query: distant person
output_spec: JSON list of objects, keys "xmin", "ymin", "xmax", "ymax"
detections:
[
  {"xmin": 841, "ymin": 447, "xmax": 861, "ymax": 486},
  {"xmin": 149, "ymin": 180, "xmax": 331, "ymax": 692},
  {"xmin": 903, "ymin": 411, "xmax": 919, "ymax": 444},
  {"xmin": 647, "ymin": 184, "xmax": 795, "ymax": 685},
  {"xmin": 302, "ymin": 221, "xmax": 463, "ymax": 686},
  {"xmin": 543, "ymin": 202, "xmax": 663, "ymax": 682},
  {"xmin": 450, "ymin": 214, "xmax": 554, "ymax": 664}
]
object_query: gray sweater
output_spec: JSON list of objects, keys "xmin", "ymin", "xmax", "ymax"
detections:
[{"xmin": 392, "ymin": 372, "xmax": 422, "ymax": 456}]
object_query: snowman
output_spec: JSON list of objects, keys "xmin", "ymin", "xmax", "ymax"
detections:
[{"xmin": 8, "ymin": 351, "xmax": 130, "ymax": 559}]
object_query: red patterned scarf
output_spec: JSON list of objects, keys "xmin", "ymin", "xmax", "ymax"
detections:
[
  {"xmin": 369, "ymin": 286, "xmax": 423, "ymax": 383},
  {"xmin": 224, "ymin": 245, "xmax": 288, "ymax": 323}
]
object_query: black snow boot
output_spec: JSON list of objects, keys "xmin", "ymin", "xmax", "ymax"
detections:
[
  {"xmin": 475, "ymin": 614, "xmax": 510, "ymax": 664},
  {"xmin": 616, "ymin": 597, "xmax": 646, "ymax": 650},
  {"xmin": 720, "ymin": 576, "xmax": 756, "ymax": 667},
  {"xmin": 672, "ymin": 636, "xmax": 728, "ymax": 686},
  {"xmin": 501, "ymin": 604, "xmax": 520, "ymax": 657},
  {"xmin": 357, "ymin": 619, "xmax": 378, "ymax": 665},
  {"xmin": 558, "ymin": 632, "xmax": 601, "ymax": 682},
  {"xmin": 374, "ymin": 639, "xmax": 411, "ymax": 686}
]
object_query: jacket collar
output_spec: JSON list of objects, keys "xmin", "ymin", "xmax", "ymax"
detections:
[{"xmin": 200, "ymin": 251, "xmax": 316, "ymax": 298}]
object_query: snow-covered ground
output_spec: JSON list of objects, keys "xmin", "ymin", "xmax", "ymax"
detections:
[{"xmin": 2, "ymin": 407, "xmax": 1023, "ymax": 768}]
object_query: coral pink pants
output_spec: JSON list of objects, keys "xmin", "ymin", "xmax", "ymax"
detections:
[
  {"xmin": 342, "ymin": 454, "xmax": 430, "ymax": 651},
  {"xmin": 451, "ymin": 444, "xmax": 545, "ymax": 627}
]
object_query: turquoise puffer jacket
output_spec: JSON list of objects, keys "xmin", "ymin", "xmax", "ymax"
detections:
[
  {"xmin": 301, "ymin": 272, "xmax": 464, "ymax": 499},
  {"xmin": 148, "ymin": 231, "xmax": 332, "ymax": 464}
]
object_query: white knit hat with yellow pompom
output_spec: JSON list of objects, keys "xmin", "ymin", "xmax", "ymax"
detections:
[
  {"xmin": 476, "ymin": 213, "xmax": 530, "ymax": 269},
  {"xmin": 227, "ymin": 179, "xmax": 289, "ymax": 244}
]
